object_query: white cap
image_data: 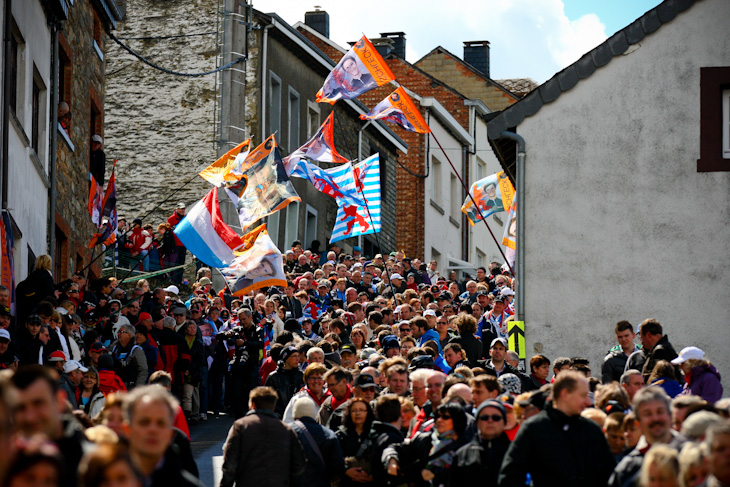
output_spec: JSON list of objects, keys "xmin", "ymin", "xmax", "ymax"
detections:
[
  {"xmin": 163, "ymin": 285, "xmax": 179, "ymax": 295},
  {"xmin": 63, "ymin": 360, "xmax": 89, "ymax": 374},
  {"xmin": 390, "ymin": 273, "xmax": 403, "ymax": 280},
  {"xmin": 671, "ymin": 346, "xmax": 705, "ymax": 365},
  {"xmin": 500, "ymin": 288, "xmax": 515, "ymax": 296},
  {"xmin": 0, "ymin": 329, "xmax": 10, "ymax": 340},
  {"xmin": 292, "ymin": 396, "xmax": 318, "ymax": 420},
  {"xmin": 92, "ymin": 135, "xmax": 103, "ymax": 143},
  {"xmin": 423, "ymin": 309, "xmax": 437, "ymax": 318},
  {"xmin": 394, "ymin": 305, "xmax": 402, "ymax": 313}
]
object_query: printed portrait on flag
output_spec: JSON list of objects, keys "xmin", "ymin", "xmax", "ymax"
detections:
[
  {"xmin": 219, "ymin": 225, "xmax": 286, "ymax": 296},
  {"xmin": 224, "ymin": 138, "xmax": 300, "ymax": 231},
  {"xmin": 360, "ymin": 87, "xmax": 431, "ymax": 133},
  {"xmin": 199, "ymin": 138, "xmax": 251, "ymax": 186},
  {"xmin": 316, "ymin": 36, "xmax": 396, "ymax": 105},
  {"xmin": 282, "ymin": 112, "xmax": 348, "ymax": 175},
  {"xmin": 462, "ymin": 171, "xmax": 515, "ymax": 226}
]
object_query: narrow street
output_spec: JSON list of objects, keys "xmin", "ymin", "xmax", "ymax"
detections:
[{"xmin": 191, "ymin": 415, "xmax": 235, "ymax": 487}]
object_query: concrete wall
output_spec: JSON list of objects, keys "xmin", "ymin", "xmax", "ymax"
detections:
[
  {"xmin": 6, "ymin": 0, "xmax": 52, "ymax": 278},
  {"xmin": 516, "ymin": 0, "xmax": 730, "ymax": 389},
  {"xmin": 424, "ymin": 119, "xmax": 463, "ymax": 271}
]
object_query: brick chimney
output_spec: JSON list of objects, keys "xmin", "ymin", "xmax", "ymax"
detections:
[
  {"xmin": 380, "ymin": 32, "xmax": 406, "ymax": 59},
  {"xmin": 463, "ymin": 41, "xmax": 490, "ymax": 77},
  {"xmin": 305, "ymin": 7, "xmax": 329, "ymax": 38}
]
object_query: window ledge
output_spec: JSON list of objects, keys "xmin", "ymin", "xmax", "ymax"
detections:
[
  {"xmin": 430, "ymin": 199, "xmax": 444, "ymax": 215},
  {"xmin": 58, "ymin": 122, "xmax": 74, "ymax": 151},
  {"xmin": 10, "ymin": 110, "xmax": 29, "ymax": 147},
  {"xmin": 93, "ymin": 40, "xmax": 104, "ymax": 62},
  {"xmin": 449, "ymin": 216, "xmax": 460, "ymax": 228},
  {"xmin": 30, "ymin": 150, "xmax": 51, "ymax": 189}
]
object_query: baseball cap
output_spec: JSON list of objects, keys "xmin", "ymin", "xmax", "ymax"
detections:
[
  {"xmin": 374, "ymin": 254, "xmax": 383, "ymax": 259},
  {"xmin": 423, "ymin": 309, "xmax": 437, "ymax": 318},
  {"xmin": 172, "ymin": 307, "xmax": 187, "ymax": 316},
  {"xmin": 48, "ymin": 351, "xmax": 67, "ymax": 362},
  {"xmin": 517, "ymin": 390, "xmax": 549, "ymax": 411},
  {"xmin": 91, "ymin": 134, "xmax": 103, "ymax": 143},
  {"xmin": 163, "ymin": 285, "xmax": 179, "ymax": 295},
  {"xmin": 408, "ymin": 355, "xmax": 436, "ymax": 371},
  {"xmin": 176, "ymin": 202, "xmax": 186, "ymax": 209},
  {"xmin": 354, "ymin": 374, "xmax": 377, "ymax": 388},
  {"xmin": 63, "ymin": 360, "xmax": 88, "ymax": 374},
  {"xmin": 500, "ymin": 288, "xmax": 515, "ymax": 297},
  {"xmin": 390, "ymin": 273, "xmax": 403, "ymax": 280},
  {"xmin": 490, "ymin": 337, "xmax": 508, "ymax": 349},
  {"xmin": 0, "ymin": 329, "xmax": 10, "ymax": 341},
  {"xmin": 476, "ymin": 399, "xmax": 507, "ymax": 421},
  {"xmin": 438, "ymin": 292, "xmax": 452, "ymax": 301},
  {"xmin": 0, "ymin": 305, "xmax": 11, "ymax": 317},
  {"xmin": 340, "ymin": 344, "xmax": 356, "ymax": 355},
  {"xmin": 353, "ymin": 246, "xmax": 362, "ymax": 252},
  {"xmin": 138, "ymin": 312, "xmax": 152, "ymax": 323},
  {"xmin": 89, "ymin": 342, "xmax": 107, "ymax": 353},
  {"xmin": 381, "ymin": 335, "xmax": 399, "ymax": 351},
  {"xmin": 671, "ymin": 346, "xmax": 705, "ymax": 365},
  {"xmin": 493, "ymin": 295, "xmax": 506, "ymax": 303}
]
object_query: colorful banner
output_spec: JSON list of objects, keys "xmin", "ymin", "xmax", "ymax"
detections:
[
  {"xmin": 290, "ymin": 161, "xmax": 362, "ymax": 206},
  {"xmin": 360, "ymin": 87, "xmax": 431, "ymax": 133},
  {"xmin": 0, "ymin": 213, "xmax": 15, "ymax": 311},
  {"xmin": 88, "ymin": 177, "xmax": 104, "ymax": 226},
  {"xmin": 502, "ymin": 193, "xmax": 516, "ymax": 269},
  {"xmin": 219, "ymin": 224, "xmax": 287, "ymax": 297},
  {"xmin": 330, "ymin": 154, "xmax": 381, "ymax": 243},
  {"xmin": 174, "ymin": 187, "xmax": 244, "ymax": 268},
  {"xmin": 316, "ymin": 36, "xmax": 396, "ymax": 105},
  {"xmin": 89, "ymin": 164, "xmax": 118, "ymax": 248},
  {"xmin": 282, "ymin": 112, "xmax": 348, "ymax": 175},
  {"xmin": 461, "ymin": 171, "xmax": 515, "ymax": 226},
  {"xmin": 223, "ymin": 135, "xmax": 301, "ymax": 231},
  {"xmin": 199, "ymin": 138, "xmax": 252, "ymax": 186}
]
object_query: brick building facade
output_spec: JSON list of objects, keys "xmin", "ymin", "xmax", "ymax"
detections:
[{"xmin": 54, "ymin": 0, "xmax": 120, "ymax": 279}]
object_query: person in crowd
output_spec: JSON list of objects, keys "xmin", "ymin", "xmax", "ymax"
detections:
[
  {"xmin": 78, "ymin": 443, "xmax": 143, "ymax": 487},
  {"xmin": 221, "ymin": 386, "xmax": 306, "ymax": 487},
  {"xmin": 110, "ymin": 324, "xmax": 148, "ymax": 389},
  {"xmin": 603, "ymin": 321, "xmax": 641, "ymax": 384},
  {"xmin": 702, "ymin": 422, "xmax": 730, "ymax": 487},
  {"xmin": 265, "ymin": 345, "xmax": 305, "ymax": 417},
  {"xmin": 335, "ymin": 397, "xmax": 375, "ymax": 486},
  {"xmin": 671, "ymin": 346, "xmax": 723, "ymax": 403},
  {"xmin": 622, "ymin": 369, "xmax": 646, "ymax": 402},
  {"xmin": 283, "ymin": 362, "xmax": 329, "ymax": 423},
  {"xmin": 638, "ymin": 444, "xmax": 680, "ymax": 487},
  {"xmin": 625, "ymin": 319, "xmax": 678, "ymax": 383},
  {"xmin": 317, "ymin": 366, "xmax": 352, "ymax": 426},
  {"xmin": 647, "ymin": 360, "xmax": 684, "ymax": 398}
]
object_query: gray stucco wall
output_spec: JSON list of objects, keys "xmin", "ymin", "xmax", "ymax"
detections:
[{"xmin": 517, "ymin": 0, "xmax": 730, "ymax": 390}]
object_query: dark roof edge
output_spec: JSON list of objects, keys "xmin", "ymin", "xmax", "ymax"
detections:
[{"xmin": 486, "ymin": 0, "xmax": 697, "ymax": 140}]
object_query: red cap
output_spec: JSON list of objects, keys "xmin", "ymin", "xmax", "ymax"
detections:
[
  {"xmin": 138, "ymin": 312, "xmax": 152, "ymax": 323},
  {"xmin": 48, "ymin": 351, "xmax": 67, "ymax": 362}
]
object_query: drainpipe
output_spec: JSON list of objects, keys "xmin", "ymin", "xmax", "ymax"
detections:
[
  {"xmin": 48, "ymin": 21, "xmax": 60, "ymax": 256},
  {"xmin": 260, "ymin": 23, "xmax": 273, "ymax": 142},
  {"xmin": 499, "ymin": 131, "xmax": 525, "ymax": 322},
  {"xmin": 461, "ymin": 144, "xmax": 468, "ymax": 261},
  {"xmin": 1, "ymin": 0, "xmax": 12, "ymax": 212}
]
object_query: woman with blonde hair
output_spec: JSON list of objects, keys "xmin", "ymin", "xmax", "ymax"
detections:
[
  {"xmin": 678, "ymin": 443, "xmax": 709, "ymax": 487},
  {"xmin": 639, "ymin": 444, "xmax": 680, "ymax": 487},
  {"xmin": 672, "ymin": 347, "xmax": 723, "ymax": 403}
]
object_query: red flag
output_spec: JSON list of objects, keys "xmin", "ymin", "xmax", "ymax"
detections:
[{"xmin": 282, "ymin": 112, "xmax": 348, "ymax": 174}]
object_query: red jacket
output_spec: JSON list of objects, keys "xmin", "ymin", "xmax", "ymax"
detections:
[
  {"xmin": 167, "ymin": 212, "xmax": 184, "ymax": 247},
  {"xmin": 98, "ymin": 369, "xmax": 127, "ymax": 395}
]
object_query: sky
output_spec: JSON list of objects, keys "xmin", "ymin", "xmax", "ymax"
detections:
[{"xmin": 252, "ymin": 0, "xmax": 663, "ymax": 83}]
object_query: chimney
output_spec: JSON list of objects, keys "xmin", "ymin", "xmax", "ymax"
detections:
[
  {"xmin": 380, "ymin": 32, "xmax": 406, "ymax": 59},
  {"xmin": 305, "ymin": 7, "xmax": 329, "ymax": 38},
  {"xmin": 463, "ymin": 41, "xmax": 490, "ymax": 77}
]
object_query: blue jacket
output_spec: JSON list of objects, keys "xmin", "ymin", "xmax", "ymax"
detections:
[{"xmin": 418, "ymin": 329, "xmax": 442, "ymax": 353}]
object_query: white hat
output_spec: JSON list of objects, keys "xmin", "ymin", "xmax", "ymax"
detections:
[
  {"xmin": 394, "ymin": 305, "xmax": 402, "ymax": 313},
  {"xmin": 163, "ymin": 285, "xmax": 179, "ymax": 295},
  {"xmin": 55, "ymin": 306, "xmax": 69, "ymax": 315},
  {"xmin": 91, "ymin": 134, "xmax": 103, "ymax": 143},
  {"xmin": 63, "ymin": 360, "xmax": 89, "ymax": 374},
  {"xmin": 390, "ymin": 273, "xmax": 403, "ymax": 280},
  {"xmin": 423, "ymin": 309, "xmax": 437, "ymax": 318},
  {"xmin": 292, "ymin": 396, "xmax": 318, "ymax": 420},
  {"xmin": 500, "ymin": 288, "xmax": 515, "ymax": 297},
  {"xmin": 0, "ymin": 329, "xmax": 10, "ymax": 341},
  {"xmin": 671, "ymin": 346, "xmax": 705, "ymax": 365}
]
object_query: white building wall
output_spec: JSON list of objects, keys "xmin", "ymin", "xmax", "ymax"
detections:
[
  {"xmin": 516, "ymin": 0, "xmax": 730, "ymax": 388},
  {"xmin": 468, "ymin": 113, "xmax": 506, "ymax": 268},
  {"xmin": 6, "ymin": 0, "xmax": 52, "ymax": 278},
  {"xmin": 424, "ymin": 120, "xmax": 463, "ymax": 273}
]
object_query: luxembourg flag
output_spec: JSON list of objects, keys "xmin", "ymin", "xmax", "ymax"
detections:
[{"xmin": 174, "ymin": 187, "xmax": 244, "ymax": 268}]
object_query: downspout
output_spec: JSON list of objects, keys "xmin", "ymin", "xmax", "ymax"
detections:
[
  {"xmin": 1, "ymin": 0, "xmax": 12, "ymax": 212},
  {"xmin": 260, "ymin": 23, "xmax": 273, "ymax": 142},
  {"xmin": 48, "ymin": 21, "xmax": 60, "ymax": 255},
  {"xmin": 461, "ymin": 144, "xmax": 468, "ymax": 261},
  {"xmin": 499, "ymin": 131, "xmax": 525, "ymax": 322}
]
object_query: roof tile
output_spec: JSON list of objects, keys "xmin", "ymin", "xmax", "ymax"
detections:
[
  {"xmin": 520, "ymin": 91, "xmax": 543, "ymax": 117},
  {"xmin": 624, "ymin": 19, "xmax": 646, "ymax": 44},
  {"xmin": 557, "ymin": 66, "xmax": 579, "ymax": 92},
  {"xmin": 608, "ymin": 31, "xmax": 630, "ymax": 55},
  {"xmin": 657, "ymin": 0, "xmax": 679, "ymax": 22},
  {"xmin": 641, "ymin": 9, "xmax": 662, "ymax": 34},
  {"xmin": 575, "ymin": 53, "xmax": 597, "ymax": 79},
  {"xmin": 591, "ymin": 42, "xmax": 613, "ymax": 67},
  {"xmin": 538, "ymin": 79, "xmax": 561, "ymax": 104}
]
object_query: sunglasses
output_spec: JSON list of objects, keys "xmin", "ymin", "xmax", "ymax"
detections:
[
  {"xmin": 437, "ymin": 321, "xmax": 448, "ymax": 325},
  {"xmin": 67, "ymin": 290, "xmax": 79, "ymax": 294},
  {"xmin": 478, "ymin": 414, "xmax": 504, "ymax": 422},
  {"xmin": 399, "ymin": 327, "xmax": 410, "ymax": 332},
  {"xmin": 436, "ymin": 413, "xmax": 452, "ymax": 420}
]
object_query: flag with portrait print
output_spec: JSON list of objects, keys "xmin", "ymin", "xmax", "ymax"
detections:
[
  {"xmin": 461, "ymin": 171, "xmax": 515, "ymax": 226},
  {"xmin": 330, "ymin": 154, "xmax": 381, "ymax": 243},
  {"xmin": 360, "ymin": 87, "xmax": 430, "ymax": 133},
  {"xmin": 502, "ymin": 193, "xmax": 516, "ymax": 269},
  {"xmin": 219, "ymin": 224, "xmax": 286, "ymax": 297},
  {"xmin": 282, "ymin": 112, "xmax": 348, "ymax": 175},
  {"xmin": 89, "ymin": 164, "xmax": 118, "ymax": 248},
  {"xmin": 199, "ymin": 138, "xmax": 252, "ymax": 186},
  {"xmin": 316, "ymin": 36, "xmax": 396, "ymax": 105}
]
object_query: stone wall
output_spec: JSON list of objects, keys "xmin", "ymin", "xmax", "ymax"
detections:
[{"xmin": 105, "ymin": 0, "xmax": 219, "ymax": 226}]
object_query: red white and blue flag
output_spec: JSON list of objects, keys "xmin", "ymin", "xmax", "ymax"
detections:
[
  {"xmin": 290, "ymin": 161, "xmax": 362, "ymax": 206},
  {"xmin": 282, "ymin": 112, "xmax": 348, "ymax": 175},
  {"xmin": 174, "ymin": 187, "xmax": 244, "ymax": 268},
  {"xmin": 330, "ymin": 154, "xmax": 381, "ymax": 243}
]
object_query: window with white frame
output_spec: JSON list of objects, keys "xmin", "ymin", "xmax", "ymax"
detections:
[
  {"xmin": 307, "ymin": 101, "xmax": 320, "ymax": 138},
  {"xmin": 267, "ymin": 212, "xmax": 280, "ymax": 248},
  {"xmin": 476, "ymin": 248, "xmax": 485, "ymax": 268},
  {"xmin": 284, "ymin": 202, "xmax": 300, "ymax": 249},
  {"xmin": 269, "ymin": 72, "xmax": 281, "ymax": 136},
  {"xmin": 288, "ymin": 87, "xmax": 300, "ymax": 153},
  {"xmin": 722, "ymin": 90, "xmax": 730, "ymax": 159},
  {"xmin": 450, "ymin": 173, "xmax": 460, "ymax": 220},
  {"xmin": 304, "ymin": 205, "xmax": 317, "ymax": 250},
  {"xmin": 476, "ymin": 157, "xmax": 486, "ymax": 181},
  {"xmin": 431, "ymin": 156, "xmax": 442, "ymax": 205}
]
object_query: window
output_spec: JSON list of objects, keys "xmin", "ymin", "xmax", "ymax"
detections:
[
  {"xmin": 27, "ymin": 245, "xmax": 37, "ymax": 275},
  {"xmin": 304, "ymin": 205, "xmax": 317, "ymax": 250},
  {"xmin": 58, "ymin": 38, "xmax": 72, "ymax": 105},
  {"xmin": 307, "ymin": 101, "xmax": 320, "ymax": 137},
  {"xmin": 92, "ymin": 12, "xmax": 103, "ymax": 61},
  {"xmin": 476, "ymin": 248, "xmax": 485, "ymax": 268},
  {"xmin": 431, "ymin": 156, "xmax": 442, "ymax": 203},
  {"xmin": 431, "ymin": 247, "xmax": 441, "ymax": 270},
  {"xmin": 450, "ymin": 173, "xmax": 460, "ymax": 219},
  {"xmin": 269, "ymin": 72, "xmax": 281, "ymax": 137},
  {"xmin": 31, "ymin": 78, "xmax": 41, "ymax": 153},
  {"xmin": 284, "ymin": 202, "xmax": 300, "ymax": 249},
  {"xmin": 267, "ymin": 212, "xmax": 280, "ymax": 248},
  {"xmin": 476, "ymin": 157, "xmax": 486, "ymax": 181},
  {"xmin": 697, "ymin": 67, "xmax": 730, "ymax": 172},
  {"xmin": 54, "ymin": 226, "xmax": 67, "ymax": 280},
  {"xmin": 9, "ymin": 27, "xmax": 19, "ymax": 115},
  {"xmin": 722, "ymin": 90, "xmax": 730, "ymax": 159},
  {"xmin": 288, "ymin": 88, "xmax": 300, "ymax": 152}
]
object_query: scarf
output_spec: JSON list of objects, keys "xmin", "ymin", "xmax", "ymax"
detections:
[{"xmin": 426, "ymin": 429, "xmax": 458, "ymax": 471}]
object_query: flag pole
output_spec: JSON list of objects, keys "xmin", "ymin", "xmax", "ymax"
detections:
[{"xmin": 429, "ymin": 132, "xmax": 515, "ymax": 277}]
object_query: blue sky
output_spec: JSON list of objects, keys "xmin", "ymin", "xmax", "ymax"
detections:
[{"xmin": 255, "ymin": 0, "xmax": 667, "ymax": 83}]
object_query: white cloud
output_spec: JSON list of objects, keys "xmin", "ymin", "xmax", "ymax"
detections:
[{"xmin": 256, "ymin": 0, "xmax": 608, "ymax": 83}]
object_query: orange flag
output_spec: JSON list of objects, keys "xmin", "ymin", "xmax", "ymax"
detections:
[{"xmin": 360, "ymin": 87, "xmax": 431, "ymax": 133}]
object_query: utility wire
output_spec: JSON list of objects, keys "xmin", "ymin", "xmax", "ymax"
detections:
[
  {"xmin": 108, "ymin": 33, "xmax": 245, "ymax": 77},
  {"xmin": 117, "ymin": 31, "xmax": 217, "ymax": 41}
]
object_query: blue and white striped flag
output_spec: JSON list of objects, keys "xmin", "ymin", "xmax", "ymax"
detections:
[
  {"xmin": 330, "ymin": 154, "xmax": 381, "ymax": 243},
  {"xmin": 290, "ymin": 160, "xmax": 362, "ymax": 206}
]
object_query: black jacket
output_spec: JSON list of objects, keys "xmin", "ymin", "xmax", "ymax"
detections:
[
  {"xmin": 291, "ymin": 417, "xmax": 346, "ymax": 487},
  {"xmin": 15, "ymin": 269, "xmax": 56, "ymax": 323},
  {"xmin": 382, "ymin": 430, "xmax": 467, "ymax": 487},
  {"xmin": 265, "ymin": 365, "xmax": 304, "ymax": 417},
  {"xmin": 369, "ymin": 421, "xmax": 404, "ymax": 486},
  {"xmin": 602, "ymin": 346, "xmax": 634, "ymax": 383},
  {"xmin": 499, "ymin": 404, "xmax": 615, "ymax": 487},
  {"xmin": 625, "ymin": 335, "xmax": 678, "ymax": 382},
  {"xmin": 608, "ymin": 432, "xmax": 688, "ymax": 487},
  {"xmin": 453, "ymin": 333, "xmax": 483, "ymax": 368},
  {"xmin": 449, "ymin": 432, "xmax": 510, "ymax": 487}
]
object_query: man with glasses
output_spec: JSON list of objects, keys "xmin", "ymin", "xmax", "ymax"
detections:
[
  {"xmin": 111, "ymin": 323, "xmax": 148, "ymax": 389},
  {"xmin": 452, "ymin": 399, "xmax": 510, "ymax": 486},
  {"xmin": 172, "ymin": 307, "xmax": 188, "ymax": 333},
  {"xmin": 398, "ymin": 321, "xmax": 412, "ymax": 338},
  {"xmin": 316, "ymin": 366, "xmax": 351, "ymax": 426}
]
